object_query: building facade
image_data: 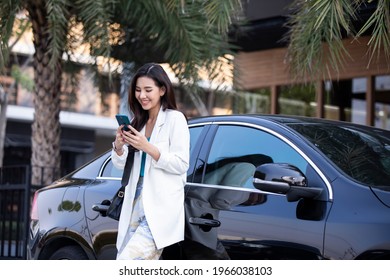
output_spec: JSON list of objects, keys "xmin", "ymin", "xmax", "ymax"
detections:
[
  {"xmin": 231, "ymin": 0, "xmax": 390, "ymax": 128},
  {"xmin": 1, "ymin": 0, "xmax": 389, "ymax": 181}
]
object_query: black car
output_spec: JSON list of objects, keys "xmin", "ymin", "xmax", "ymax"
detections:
[{"xmin": 28, "ymin": 114, "xmax": 390, "ymax": 260}]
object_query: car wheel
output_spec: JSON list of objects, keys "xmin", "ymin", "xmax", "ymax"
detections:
[{"xmin": 49, "ymin": 245, "xmax": 88, "ymax": 260}]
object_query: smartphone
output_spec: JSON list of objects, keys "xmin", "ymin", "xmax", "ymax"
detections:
[{"xmin": 115, "ymin": 114, "xmax": 131, "ymax": 131}]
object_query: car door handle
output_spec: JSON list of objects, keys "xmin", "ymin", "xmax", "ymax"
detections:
[
  {"xmin": 92, "ymin": 204, "xmax": 109, "ymax": 213},
  {"xmin": 189, "ymin": 217, "xmax": 221, "ymax": 228},
  {"xmin": 92, "ymin": 199, "xmax": 111, "ymax": 215}
]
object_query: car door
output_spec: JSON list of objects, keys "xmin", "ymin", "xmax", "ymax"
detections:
[
  {"xmin": 184, "ymin": 122, "xmax": 331, "ymax": 260},
  {"xmin": 84, "ymin": 155, "xmax": 122, "ymax": 259}
]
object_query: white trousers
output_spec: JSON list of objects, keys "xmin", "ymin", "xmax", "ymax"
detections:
[{"xmin": 116, "ymin": 178, "xmax": 163, "ymax": 260}]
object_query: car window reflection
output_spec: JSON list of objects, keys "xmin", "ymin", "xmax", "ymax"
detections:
[
  {"xmin": 204, "ymin": 125, "xmax": 309, "ymax": 188},
  {"xmin": 290, "ymin": 123, "xmax": 390, "ymax": 189}
]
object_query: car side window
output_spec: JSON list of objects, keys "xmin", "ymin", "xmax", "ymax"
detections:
[
  {"xmin": 189, "ymin": 126, "xmax": 203, "ymax": 156},
  {"xmin": 204, "ymin": 125, "xmax": 308, "ymax": 188},
  {"xmin": 101, "ymin": 159, "xmax": 123, "ymax": 178}
]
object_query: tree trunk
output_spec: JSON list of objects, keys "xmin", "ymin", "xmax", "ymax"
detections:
[
  {"xmin": 0, "ymin": 85, "xmax": 8, "ymax": 168},
  {"xmin": 119, "ymin": 62, "xmax": 135, "ymax": 117},
  {"xmin": 27, "ymin": 1, "xmax": 62, "ymax": 186},
  {"xmin": 187, "ymin": 89, "xmax": 209, "ymax": 116}
]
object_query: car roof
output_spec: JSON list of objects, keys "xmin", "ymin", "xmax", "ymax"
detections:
[
  {"xmin": 188, "ymin": 114, "xmax": 331, "ymax": 125},
  {"xmin": 187, "ymin": 114, "xmax": 385, "ymax": 133}
]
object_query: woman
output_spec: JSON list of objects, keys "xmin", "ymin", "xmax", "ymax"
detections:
[{"xmin": 111, "ymin": 63, "xmax": 190, "ymax": 260}]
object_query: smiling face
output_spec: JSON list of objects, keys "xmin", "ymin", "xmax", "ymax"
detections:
[{"xmin": 135, "ymin": 76, "xmax": 165, "ymax": 114}]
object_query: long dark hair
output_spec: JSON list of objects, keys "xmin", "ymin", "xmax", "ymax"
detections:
[{"xmin": 128, "ymin": 63, "xmax": 177, "ymax": 131}]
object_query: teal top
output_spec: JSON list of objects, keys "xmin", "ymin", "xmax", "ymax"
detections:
[{"xmin": 140, "ymin": 137, "xmax": 150, "ymax": 177}]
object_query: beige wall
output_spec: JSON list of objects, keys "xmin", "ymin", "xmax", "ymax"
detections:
[{"xmin": 234, "ymin": 36, "xmax": 389, "ymax": 90}]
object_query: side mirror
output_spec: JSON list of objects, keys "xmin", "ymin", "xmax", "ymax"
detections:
[{"xmin": 253, "ymin": 163, "xmax": 322, "ymax": 202}]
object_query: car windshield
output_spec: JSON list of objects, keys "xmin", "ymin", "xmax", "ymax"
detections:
[{"xmin": 288, "ymin": 123, "xmax": 390, "ymax": 191}]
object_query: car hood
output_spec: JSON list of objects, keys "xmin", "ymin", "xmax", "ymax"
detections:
[{"xmin": 370, "ymin": 187, "xmax": 390, "ymax": 208}]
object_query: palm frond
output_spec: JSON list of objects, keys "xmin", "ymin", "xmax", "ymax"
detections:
[
  {"xmin": 0, "ymin": 0, "xmax": 23, "ymax": 70},
  {"xmin": 74, "ymin": 0, "xmax": 118, "ymax": 58},
  {"xmin": 356, "ymin": 0, "xmax": 390, "ymax": 67},
  {"xmin": 286, "ymin": 0, "xmax": 358, "ymax": 82},
  {"xmin": 117, "ymin": 0, "xmax": 240, "ymax": 86},
  {"xmin": 46, "ymin": 0, "xmax": 70, "ymax": 66},
  {"xmin": 202, "ymin": 0, "xmax": 242, "ymax": 33}
]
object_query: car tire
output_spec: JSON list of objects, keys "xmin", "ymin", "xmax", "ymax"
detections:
[{"xmin": 49, "ymin": 245, "xmax": 88, "ymax": 260}]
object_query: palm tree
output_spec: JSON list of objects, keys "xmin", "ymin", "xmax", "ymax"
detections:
[
  {"xmin": 286, "ymin": 0, "xmax": 390, "ymax": 81},
  {"xmin": 0, "ymin": 0, "xmax": 242, "ymax": 186}
]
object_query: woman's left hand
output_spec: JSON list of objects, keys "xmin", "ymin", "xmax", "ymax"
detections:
[{"xmin": 122, "ymin": 125, "xmax": 148, "ymax": 151}]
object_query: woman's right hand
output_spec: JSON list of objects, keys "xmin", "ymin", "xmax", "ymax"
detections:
[{"xmin": 113, "ymin": 126, "xmax": 125, "ymax": 154}]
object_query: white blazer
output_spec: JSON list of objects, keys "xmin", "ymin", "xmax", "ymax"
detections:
[{"xmin": 111, "ymin": 107, "xmax": 190, "ymax": 251}]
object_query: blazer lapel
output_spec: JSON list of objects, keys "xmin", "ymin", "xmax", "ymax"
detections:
[
  {"xmin": 149, "ymin": 106, "xmax": 166, "ymax": 144},
  {"xmin": 145, "ymin": 106, "xmax": 166, "ymax": 173}
]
